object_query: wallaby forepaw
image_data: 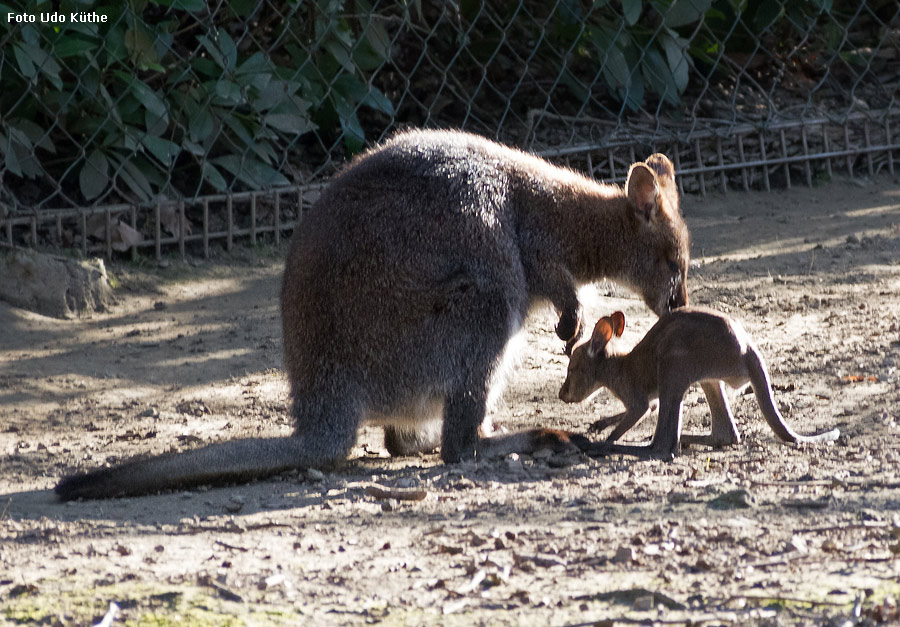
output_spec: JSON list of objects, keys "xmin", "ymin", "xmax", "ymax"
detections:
[{"xmin": 556, "ymin": 306, "xmax": 584, "ymax": 352}]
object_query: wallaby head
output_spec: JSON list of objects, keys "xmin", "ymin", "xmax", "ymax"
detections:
[
  {"xmin": 620, "ymin": 155, "xmax": 690, "ymax": 316},
  {"xmin": 559, "ymin": 311, "xmax": 626, "ymax": 403}
]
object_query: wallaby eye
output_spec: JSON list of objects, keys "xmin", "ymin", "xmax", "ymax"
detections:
[{"xmin": 665, "ymin": 258, "xmax": 679, "ymax": 274}]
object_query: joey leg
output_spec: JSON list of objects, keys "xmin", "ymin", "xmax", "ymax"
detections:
[
  {"xmin": 682, "ymin": 381, "xmax": 741, "ymax": 448},
  {"xmin": 585, "ymin": 391, "xmax": 685, "ymax": 461},
  {"xmin": 605, "ymin": 404, "xmax": 652, "ymax": 441},
  {"xmin": 589, "ymin": 412, "xmax": 626, "ymax": 435}
]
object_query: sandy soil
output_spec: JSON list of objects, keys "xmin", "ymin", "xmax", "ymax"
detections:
[{"xmin": 2, "ymin": 175, "xmax": 900, "ymax": 626}]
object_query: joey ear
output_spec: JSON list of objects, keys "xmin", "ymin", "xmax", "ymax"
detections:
[
  {"xmin": 609, "ymin": 311, "xmax": 626, "ymax": 337},
  {"xmin": 588, "ymin": 317, "xmax": 614, "ymax": 356},
  {"xmin": 625, "ymin": 163, "xmax": 660, "ymax": 224}
]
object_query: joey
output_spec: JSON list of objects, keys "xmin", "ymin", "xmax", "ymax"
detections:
[{"xmin": 559, "ymin": 308, "xmax": 840, "ymax": 460}]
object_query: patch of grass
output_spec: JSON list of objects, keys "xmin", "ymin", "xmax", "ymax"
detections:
[{"xmin": 0, "ymin": 582, "xmax": 303, "ymax": 626}]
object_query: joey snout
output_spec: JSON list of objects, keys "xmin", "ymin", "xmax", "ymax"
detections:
[{"xmin": 558, "ymin": 374, "xmax": 589, "ymax": 403}]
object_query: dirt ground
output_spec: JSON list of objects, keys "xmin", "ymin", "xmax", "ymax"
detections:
[{"xmin": 2, "ymin": 174, "xmax": 900, "ymax": 626}]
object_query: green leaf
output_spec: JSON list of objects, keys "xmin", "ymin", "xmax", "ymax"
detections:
[
  {"xmin": 324, "ymin": 39, "xmax": 355, "ymax": 73},
  {"xmin": 114, "ymin": 154, "xmax": 154, "ymax": 201},
  {"xmin": 558, "ymin": 69, "xmax": 590, "ymax": 104},
  {"xmin": 191, "ymin": 56, "xmax": 221, "ymax": 78},
  {"xmin": 201, "ymin": 161, "xmax": 227, "ymax": 191},
  {"xmin": 752, "ymin": 0, "xmax": 784, "ymax": 32},
  {"xmin": 332, "ymin": 75, "xmax": 367, "ymax": 108},
  {"xmin": 237, "ymin": 51, "xmax": 270, "ymax": 75},
  {"xmin": 363, "ymin": 18, "xmax": 392, "ymax": 61},
  {"xmin": 621, "ymin": 0, "xmax": 642, "ymax": 25},
  {"xmin": 20, "ymin": 42, "xmax": 63, "ymax": 88},
  {"xmin": 361, "ymin": 86, "xmax": 394, "ymax": 116},
  {"xmin": 199, "ymin": 30, "xmax": 237, "ymax": 72},
  {"xmin": 182, "ymin": 140, "xmax": 205, "ymax": 156},
  {"xmin": 222, "ymin": 114, "xmax": 255, "ymax": 149},
  {"xmin": 661, "ymin": 32, "xmax": 690, "ymax": 94},
  {"xmin": 590, "ymin": 29, "xmax": 630, "ymax": 89},
  {"xmin": 214, "ymin": 80, "xmax": 243, "ymax": 105},
  {"xmin": 53, "ymin": 36, "xmax": 96, "ymax": 59},
  {"xmin": 253, "ymin": 80, "xmax": 302, "ymax": 111},
  {"xmin": 10, "ymin": 119, "xmax": 55, "ymax": 153},
  {"xmin": 151, "ymin": 0, "xmax": 207, "ymax": 12},
  {"xmin": 642, "ymin": 48, "xmax": 681, "ymax": 105},
  {"xmin": 226, "ymin": 0, "xmax": 260, "ymax": 17},
  {"xmin": 340, "ymin": 113, "xmax": 365, "ymax": 153},
  {"xmin": 263, "ymin": 113, "xmax": 316, "ymax": 134},
  {"xmin": 142, "ymin": 135, "xmax": 180, "ymax": 164},
  {"xmin": 13, "ymin": 44, "xmax": 37, "ymax": 80},
  {"xmin": 79, "ymin": 150, "xmax": 109, "ymax": 200},
  {"xmin": 125, "ymin": 25, "xmax": 160, "ymax": 69},
  {"xmin": 189, "ymin": 106, "xmax": 216, "ymax": 142},
  {"xmin": 211, "ymin": 154, "xmax": 290, "ymax": 187},
  {"xmin": 661, "ymin": 0, "xmax": 711, "ymax": 28},
  {"xmin": 236, "ymin": 52, "xmax": 272, "ymax": 91},
  {"xmin": 115, "ymin": 72, "xmax": 169, "ymax": 125},
  {"xmin": 2, "ymin": 132, "xmax": 23, "ymax": 177}
]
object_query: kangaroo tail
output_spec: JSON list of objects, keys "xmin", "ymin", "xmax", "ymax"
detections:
[
  {"xmin": 55, "ymin": 437, "xmax": 313, "ymax": 501},
  {"xmin": 747, "ymin": 348, "xmax": 840, "ymax": 444}
]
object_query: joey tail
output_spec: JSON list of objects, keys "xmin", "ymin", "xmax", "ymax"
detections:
[{"xmin": 747, "ymin": 349, "xmax": 840, "ymax": 444}]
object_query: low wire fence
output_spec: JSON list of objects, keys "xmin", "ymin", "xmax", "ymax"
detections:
[{"xmin": 1, "ymin": 0, "xmax": 898, "ymax": 258}]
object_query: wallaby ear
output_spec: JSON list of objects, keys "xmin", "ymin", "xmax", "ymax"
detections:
[
  {"xmin": 644, "ymin": 153, "xmax": 681, "ymax": 217},
  {"xmin": 609, "ymin": 311, "xmax": 626, "ymax": 337},
  {"xmin": 588, "ymin": 317, "xmax": 614, "ymax": 356},
  {"xmin": 625, "ymin": 163, "xmax": 661, "ymax": 224},
  {"xmin": 644, "ymin": 153, "xmax": 675, "ymax": 183}
]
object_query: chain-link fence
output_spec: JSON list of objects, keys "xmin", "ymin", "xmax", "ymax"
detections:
[{"xmin": 1, "ymin": 0, "xmax": 898, "ymax": 258}]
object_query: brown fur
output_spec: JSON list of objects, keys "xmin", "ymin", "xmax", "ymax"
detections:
[
  {"xmin": 56, "ymin": 129, "xmax": 689, "ymax": 500},
  {"xmin": 559, "ymin": 307, "xmax": 840, "ymax": 460}
]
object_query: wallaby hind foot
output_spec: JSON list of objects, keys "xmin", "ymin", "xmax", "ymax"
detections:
[{"xmin": 560, "ymin": 307, "xmax": 840, "ymax": 461}]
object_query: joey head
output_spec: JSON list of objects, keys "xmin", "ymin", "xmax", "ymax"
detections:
[
  {"xmin": 560, "ymin": 307, "xmax": 840, "ymax": 460},
  {"xmin": 56, "ymin": 129, "xmax": 690, "ymax": 500}
]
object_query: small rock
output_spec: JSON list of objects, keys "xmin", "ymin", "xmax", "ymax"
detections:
[
  {"xmin": 259, "ymin": 573, "xmax": 285, "ymax": 591},
  {"xmin": 708, "ymin": 489, "xmax": 756, "ymax": 510},
  {"xmin": 505, "ymin": 454, "xmax": 524, "ymax": 473},
  {"xmin": 532, "ymin": 447, "xmax": 553, "ymax": 460},
  {"xmin": 787, "ymin": 534, "xmax": 808, "ymax": 554},
  {"xmin": 634, "ymin": 594, "xmax": 655, "ymax": 611},
  {"xmin": 612, "ymin": 546, "xmax": 636, "ymax": 563},
  {"xmin": 225, "ymin": 495, "xmax": 244, "ymax": 513},
  {"xmin": 306, "ymin": 468, "xmax": 325, "ymax": 482}
]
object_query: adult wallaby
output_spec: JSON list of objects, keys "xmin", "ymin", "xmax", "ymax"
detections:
[
  {"xmin": 55, "ymin": 129, "xmax": 690, "ymax": 500},
  {"xmin": 558, "ymin": 307, "xmax": 840, "ymax": 460}
]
